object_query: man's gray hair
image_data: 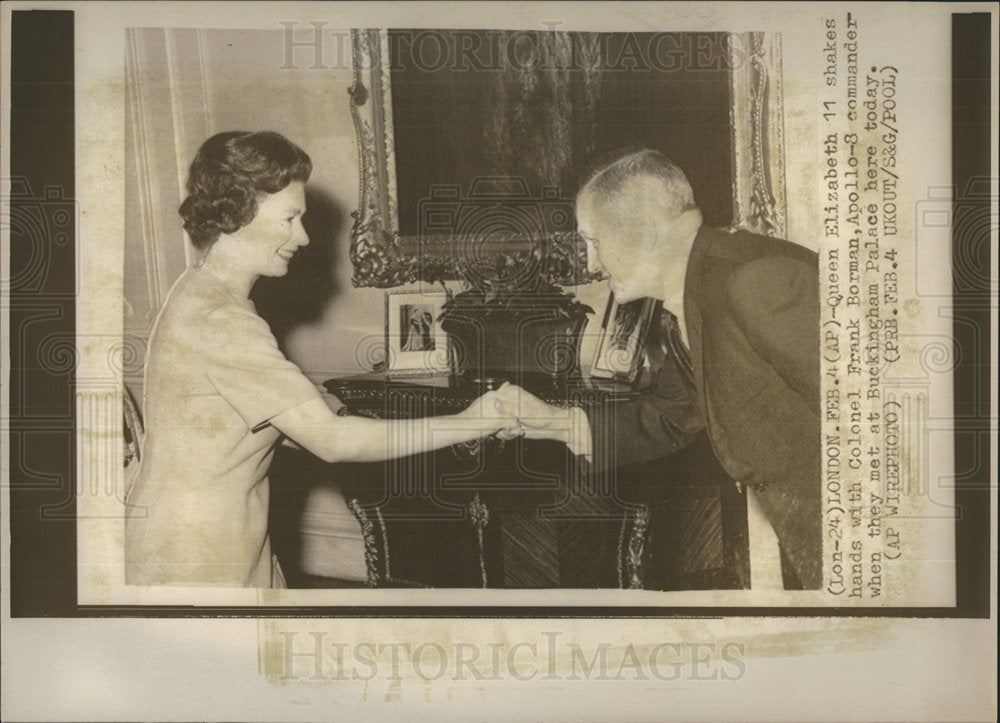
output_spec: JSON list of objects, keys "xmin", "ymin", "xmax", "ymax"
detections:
[{"xmin": 579, "ymin": 148, "xmax": 698, "ymax": 219}]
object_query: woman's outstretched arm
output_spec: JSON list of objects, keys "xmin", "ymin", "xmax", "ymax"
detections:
[{"xmin": 268, "ymin": 388, "xmax": 517, "ymax": 464}]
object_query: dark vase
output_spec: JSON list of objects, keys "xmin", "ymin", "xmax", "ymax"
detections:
[{"xmin": 440, "ymin": 295, "xmax": 590, "ymax": 381}]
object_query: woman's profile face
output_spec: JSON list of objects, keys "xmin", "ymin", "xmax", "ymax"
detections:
[{"xmin": 231, "ymin": 181, "xmax": 308, "ymax": 278}]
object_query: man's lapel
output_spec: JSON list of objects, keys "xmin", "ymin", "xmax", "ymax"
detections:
[{"xmin": 682, "ymin": 226, "xmax": 711, "ymax": 419}]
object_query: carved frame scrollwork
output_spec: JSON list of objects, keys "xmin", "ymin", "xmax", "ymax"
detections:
[
  {"xmin": 730, "ymin": 32, "xmax": 788, "ymax": 238},
  {"xmin": 348, "ymin": 29, "xmax": 406, "ymax": 287},
  {"xmin": 349, "ymin": 29, "xmax": 592, "ymax": 289}
]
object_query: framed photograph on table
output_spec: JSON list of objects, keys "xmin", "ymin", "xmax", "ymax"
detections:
[
  {"xmin": 385, "ymin": 289, "xmax": 451, "ymax": 376},
  {"xmin": 590, "ymin": 294, "xmax": 659, "ymax": 383}
]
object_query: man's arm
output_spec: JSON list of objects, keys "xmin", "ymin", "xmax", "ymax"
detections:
[
  {"xmin": 501, "ymin": 362, "xmax": 703, "ymax": 471},
  {"xmin": 586, "ymin": 366, "xmax": 704, "ymax": 470}
]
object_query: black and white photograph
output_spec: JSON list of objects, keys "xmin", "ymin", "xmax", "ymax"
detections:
[
  {"xmin": 400, "ymin": 304, "xmax": 435, "ymax": 352},
  {"xmin": 385, "ymin": 290, "xmax": 449, "ymax": 372},
  {"xmin": 113, "ymin": 22, "xmax": 834, "ymax": 597},
  {"xmin": 1, "ymin": 2, "xmax": 996, "ymax": 721}
]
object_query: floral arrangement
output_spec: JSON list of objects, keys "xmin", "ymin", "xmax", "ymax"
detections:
[{"xmin": 434, "ymin": 230, "xmax": 595, "ymax": 309}]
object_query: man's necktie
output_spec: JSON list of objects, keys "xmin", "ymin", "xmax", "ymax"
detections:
[{"xmin": 646, "ymin": 304, "xmax": 696, "ymax": 389}]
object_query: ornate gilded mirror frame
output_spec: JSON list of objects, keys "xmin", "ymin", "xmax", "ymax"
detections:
[
  {"xmin": 729, "ymin": 32, "xmax": 787, "ymax": 238},
  {"xmin": 348, "ymin": 29, "xmax": 787, "ymax": 288}
]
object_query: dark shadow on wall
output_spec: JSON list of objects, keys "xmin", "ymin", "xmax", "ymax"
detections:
[{"xmin": 251, "ymin": 187, "xmax": 345, "ymax": 351}]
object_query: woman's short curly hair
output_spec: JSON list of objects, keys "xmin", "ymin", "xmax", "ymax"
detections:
[{"xmin": 179, "ymin": 131, "xmax": 312, "ymax": 249}]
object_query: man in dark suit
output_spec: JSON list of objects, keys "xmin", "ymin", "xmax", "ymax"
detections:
[{"xmin": 501, "ymin": 149, "xmax": 821, "ymax": 589}]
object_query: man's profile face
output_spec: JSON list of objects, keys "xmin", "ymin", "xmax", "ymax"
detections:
[{"xmin": 576, "ymin": 189, "xmax": 662, "ymax": 304}]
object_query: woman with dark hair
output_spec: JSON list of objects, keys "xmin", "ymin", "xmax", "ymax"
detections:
[{"xmin": 126, "ymin": 131, "xmax": 514, "ymax": 588}]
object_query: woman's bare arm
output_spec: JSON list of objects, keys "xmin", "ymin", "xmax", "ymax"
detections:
[{"xmin": 268, "ymin": 389, "xmax": 517, "ymax": 464}]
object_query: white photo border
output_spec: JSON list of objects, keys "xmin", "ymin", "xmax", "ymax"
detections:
[{"xmin": 384, "ymin": 289, "xmax": 451, "ymax": 375}]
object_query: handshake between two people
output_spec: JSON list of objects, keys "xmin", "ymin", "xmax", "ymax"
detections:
[{"xmin": 456, "ymin": 383, "xmax": 591, "ymax": 456}]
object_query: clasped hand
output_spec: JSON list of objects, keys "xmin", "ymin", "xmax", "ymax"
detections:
[{"xmin": 459, "ymin": 383, "xmax": 573, "ymax": 443}]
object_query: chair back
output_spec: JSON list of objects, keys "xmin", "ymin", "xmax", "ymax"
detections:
[{"xmin": 123, "ymin": 385, "xmax": 144, "ymax": 499}]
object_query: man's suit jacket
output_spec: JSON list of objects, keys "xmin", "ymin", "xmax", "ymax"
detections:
[{"xmin": 588, "ymin": 224, "xmax": 822, "ymax": 589}]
